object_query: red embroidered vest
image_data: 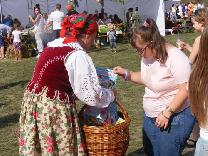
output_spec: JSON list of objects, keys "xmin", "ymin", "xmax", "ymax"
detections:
[{"xmin": 27, "ymin": 46, "xmax": 75, "ymax": 101}]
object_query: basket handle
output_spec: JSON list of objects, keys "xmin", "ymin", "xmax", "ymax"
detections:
[{"xmin": 117, "ymin": 101, "xmax": 129, "ymax": 120}]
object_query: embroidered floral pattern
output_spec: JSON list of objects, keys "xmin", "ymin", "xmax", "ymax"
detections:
[{"xmin": 19, "ymin": 89, "xmax": 86, "ymax": 156}]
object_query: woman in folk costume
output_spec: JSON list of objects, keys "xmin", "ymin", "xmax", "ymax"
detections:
[{"xmin": 19, "ymin": 13, "xmax": 115, "ymax": 156}]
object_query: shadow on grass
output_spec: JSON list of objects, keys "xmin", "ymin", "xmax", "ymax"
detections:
[
  {"xmin": 0, "ymin": 113, "xmax": 19, "ymax": 128},
  {"xmin": 127, "ymin": 147, "xmax": 195, "ymax": 156},
  {"xmin": 127, "ymin": 148, "xmax": 145, "ymax": 156},
  {"xmin": 0, "ymin": 80, "xmax": 29, "ymax": 91}
]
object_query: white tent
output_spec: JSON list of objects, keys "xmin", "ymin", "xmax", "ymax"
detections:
[
  {"xmin": 0, "ymin": 0, "xmax": 165, "ymax": 35},
  {"xmin": 76, "ymin": 0, "xmax": 165, "ymax": 35}
]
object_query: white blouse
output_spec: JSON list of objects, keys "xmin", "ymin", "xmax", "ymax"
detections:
[{"xmin": 48, "ymin": 38, "xmax": 115, "ymax": 108}]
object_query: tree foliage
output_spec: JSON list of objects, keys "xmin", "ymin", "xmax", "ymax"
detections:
[
  {"xmin": 110, "ymin": 0, "xmax": 125, "ymax": 4},
  {"xmin": 180, "ymin": 0, "xmax": 207, "ymax": 4}
]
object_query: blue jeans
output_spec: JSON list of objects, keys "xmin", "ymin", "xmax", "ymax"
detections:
[
  {"xmin": 109, "ymin": 41, "xmax": 116, "ymax": 49},
  {"xmin": 195, "ymin": 137, "xmax": 208, "ymax": 156},
  {"xmin": 143, "ymin": 107, "xmax": 195, "ymax": 156}
]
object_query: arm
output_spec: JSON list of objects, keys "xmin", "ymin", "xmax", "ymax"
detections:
[
  {"xmin": 45, "ymin": 21, "xmax": 52, "ymax": 30},
  {"xmin": 113, "ymin": 66, "xmax": 143, "ymax": 84},
  {"xmin": 29, "ymin": 14, "xmax": 41, "ymax": 24},
  {"xmin": 180, "ymin": 36, "xmax": 200, "ymax": 64},
  {"xmin": 44, "ymin": 14, "xmax": 52, "ymax": 30},
  {"xmin": 65, "ymin": 50, "xmax": 115, "ymax": 108},
  {"xmin": 156, "ymin": 50, "xmax": 191, "ymax": 129},
  {"xmin": 156, "ymin": 82, "xmax": 188, "ymax": 129},
  {"xmin": 188, "ymin": 36, "xmax": 200, "ymax": 64}
]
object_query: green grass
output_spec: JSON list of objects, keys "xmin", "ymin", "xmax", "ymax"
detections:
[{"xmin": 0, "ymin": 33, "xmax": 198, "ymax": 156}]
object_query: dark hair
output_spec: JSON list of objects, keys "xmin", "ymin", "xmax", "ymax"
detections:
[
  {"xmin": 56, "ymin": 4, "xmax": 61, "ymax": 10},
  {"xmin": 189, "ymin": 27, "xmax": 208, "ymax": 127},
  {"xmin": 34, "ymin": 4, "xmax": 40, "ymax": 12},
  {"xmin": 34, "ymin": 4, "xmax": 40, "ymax": 10},
  {"xmin": 131, "ymin": 18, "xmax": 167, "ymax": 63}
]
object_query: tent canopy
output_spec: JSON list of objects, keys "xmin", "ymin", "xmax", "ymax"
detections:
[{"xmin": 0, "ymin": 0, "xmax": 165, "ymax": 35}]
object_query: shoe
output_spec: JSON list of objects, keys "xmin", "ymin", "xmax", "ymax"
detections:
[{"xmin": 114, "ymin": 49, "xmax": 117, "ymax": 53}]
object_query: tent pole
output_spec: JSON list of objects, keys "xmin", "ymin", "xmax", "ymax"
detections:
[
  {"xmin": 47, "ymin": 0, "xmax": 49, "ymax": 13},
  {"xmin": 0, "ymin": 0, "xmax": 2, "ymax": 23},
  {"xmin": 85, "ymin": 0, "xmax": 88, "ymax": 13}
]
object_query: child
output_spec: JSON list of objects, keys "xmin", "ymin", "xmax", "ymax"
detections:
[
  {"xmin": 107, "ymin": 24, "xmax": 117, "ymax": 53},
  {"xmin": 12, "ymin": 24, "xmax": 22, "ymax": 60},
  {"xmin": 189, "ymin": 27, "xmax": 208, "ymax": 156}
]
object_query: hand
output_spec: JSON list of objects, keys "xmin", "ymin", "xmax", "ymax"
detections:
[
  {"xmin": 176, "ymin": 40, "xmax": 186, "ymax": 50},
  {"xmin": 155, "ymin": 110, "xmax": 172, "ymax": 129},
  {"xmin": 112, "ymin": 88, "xmax": 117, "ymax": 97},
  {"xmin": 44, "ymin": 25, "xmax": 48, "ymax": 31},
  {"xmin": 113, "ymin": 66, "xmax": 126, "ymax": 77},
  {"xmin": 28, "ymin": 15, "xmax": 32, "ymax": 20}
]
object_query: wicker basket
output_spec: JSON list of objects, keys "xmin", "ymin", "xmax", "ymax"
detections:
[{"xmin": 79, "ymin": 102, "xmax": 131, "ymax": 156}]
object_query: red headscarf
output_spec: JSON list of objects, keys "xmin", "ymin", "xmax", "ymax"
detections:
[{"xmin": 60, "ymin": 13, "xmax": 98, "ymax": 43}]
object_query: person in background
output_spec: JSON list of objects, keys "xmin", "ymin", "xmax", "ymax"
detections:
[
  {"xmin": 177, "ymin": 7, "xmax": 208, "ymax": 148},
  {"xmin": 131, "ymin": 7, "xmax": 140, "ymax": 28},
  {"xmin": 19, "ymin": 13, "xmax": 115, "ymax": 155},
  {"xmin": 112, "ymin": 14, "xmax": 122, "ymax": 25},
  {"xmin": 66, "ymin": 4, "xmax": 79, "ymax": 16},
  {"xmin": 82, "ymin": 10, "xmax": 88, "ymax": 15},
  {"xmin": 107, "ymin": 24, "xmax": 117, "ymax": 53},
  {"xmin": 42, "ymin": 13, "xmax": 52, "ymax": 47},
  {"xmin": 3, "ymin": 15, "xmax": 13, "ymax": 28},
  {"xmin": 0, "ymin": 24, "xmax": 11, "ymax": 59},
  {"xmin": 94, "ymin": 9, "xmax": 99, "ymax": 20},
  {"xmin": 46, "ymin": 3, "xmax": 64, "ymax": 40},
  {"xmin": 178, "ymin": 8, "xmax": 208, "ymax": 65},
  {"xmin": 113, "ymin": 18, "xmax": 195, "ymax": 156},
  {"xmin": 29, "ymin": 6, "xmax": 44, "ymax": 58},
  {"xmin": 171, "ymin": 4, "xmax": 177, "ymax": 23},
  {"xmin": 12, "ymin": 23, "xmax": 22, "ymax": 60},
  {"xmin": 189, "ymin": 27, "xmax": 208, "ymax": 156},
  {"xmin": 126, "ymin": 8, "xmax": 133, "ymax": 29}
]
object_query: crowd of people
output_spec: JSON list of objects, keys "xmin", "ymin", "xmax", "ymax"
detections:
[
  {"xmin": 165, "ymin": 2, "xmax": 205, "ymax": 35},
  {"xmin": 0, "ymin": 3, "xmax": 127, "ymax": 60},
  {"xmin": 0, "ymin": 2, "xmax": 206, "ymax": 156}
]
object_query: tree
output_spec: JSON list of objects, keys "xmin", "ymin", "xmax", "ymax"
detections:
[
  {"xmin": 180, "ymin": 0, "xmax": 207, "ymax": 4},
  {"xmin": 110, "ymin": 0, "xmax": 125, "ymax": 5}
]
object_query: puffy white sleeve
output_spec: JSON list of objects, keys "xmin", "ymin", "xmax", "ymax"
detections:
[{"xmin": 64, "ymin": 50, "xmax": 115, "ymax": 108}]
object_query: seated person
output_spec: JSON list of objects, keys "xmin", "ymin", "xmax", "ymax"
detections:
[{"xmin": 165, "ymin": 17, "xmax": 176, "ymax": 35}]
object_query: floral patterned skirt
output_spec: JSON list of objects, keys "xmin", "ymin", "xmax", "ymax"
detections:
[{"xmin": 19, "ymin": 88, "xmax": 86, "ymax": 156}]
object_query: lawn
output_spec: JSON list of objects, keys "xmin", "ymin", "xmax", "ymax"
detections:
[{"xmin": 0, "ymin": 33, "xmax": 198, "ymax": 156}]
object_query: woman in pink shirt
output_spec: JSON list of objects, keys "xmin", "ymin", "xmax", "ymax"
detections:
[{"xmin": 114, "ymin": 18, "xmax": 195, "ymax": 156}]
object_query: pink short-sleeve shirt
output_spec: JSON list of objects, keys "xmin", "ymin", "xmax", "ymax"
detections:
[{"xmin": 141, "ymin": 47, "xmax": 191, "ymax": 117}]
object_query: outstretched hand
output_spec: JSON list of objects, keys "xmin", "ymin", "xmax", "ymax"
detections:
[{"xmin": 113, "ymin": 66, "xmax": 126, "ymax": 77}]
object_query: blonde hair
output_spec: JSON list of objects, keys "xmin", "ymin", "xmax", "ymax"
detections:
[
  {"xmin": 192, "ymin": 7, "xmax": 208, "ymax": 27},
  {"xmin": 189, "ymin": 27, "xmax": 208, "ymax": 127}
]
